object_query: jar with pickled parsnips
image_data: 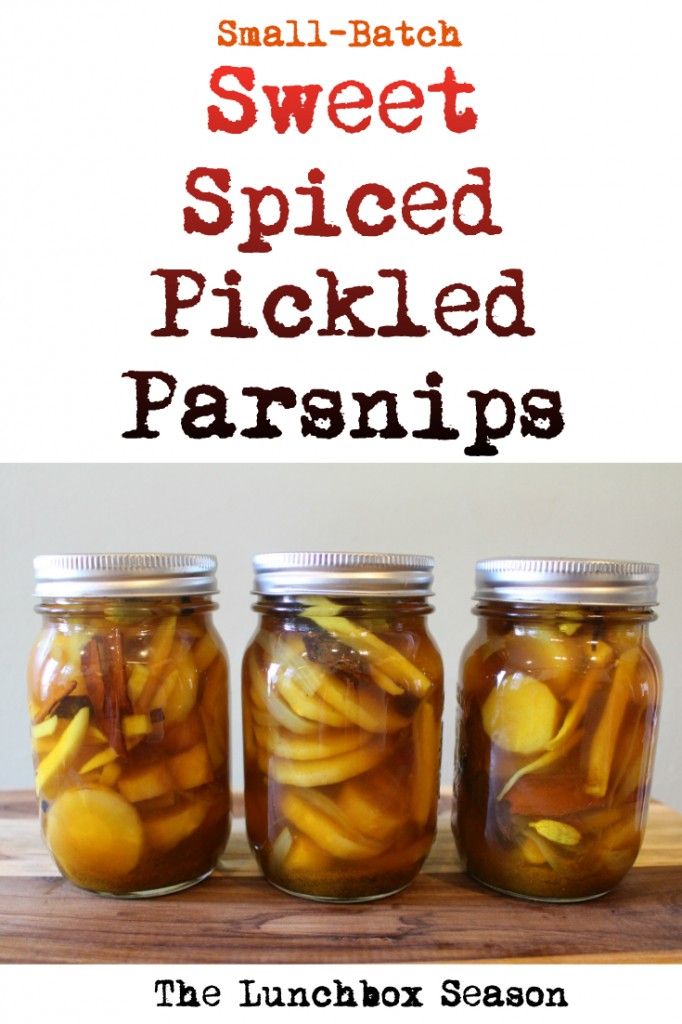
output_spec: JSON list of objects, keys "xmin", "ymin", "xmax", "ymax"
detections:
[
  {"xmin": 29, "ymin": 553, "xmax": 230, "ymax": 897},
  {"xmin": 243, "ymin": 552, "xmax": 444, "ymax": 902},
  {"xmin": 453, "ymin": 558, "xmax": 662, "ymax": 902}
]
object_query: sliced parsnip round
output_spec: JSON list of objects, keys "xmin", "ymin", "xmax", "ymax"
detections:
[
  {"xmin": 266, "ymin": 739, "xmax": 388, "ymax": 787},
  {"xmin": 254, "ymin": 725, "xmax": 368, "ymax": 761},
  {"xmin": 281, "ymin": 788, "xmax": 384, "ymax": 860},
  {"xmin": 47, "ymin": 786, "xmax": 143, "ymax": 879},
  {"xmin": 482, "ymin": 674, "xmax": 561, "ymax": 754},
  {"xmin": 337, "ymin": 770, "xmax": 407, "ymax": 842},
  {"xmin": 284, "ymin": 833, "xmax": 333, "ymax": 873},
  {"xmin": 145, "ymin": 798, "xmax": 209, "ymax": 853}
]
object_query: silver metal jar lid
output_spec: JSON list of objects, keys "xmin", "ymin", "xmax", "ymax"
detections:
[
  {"xmin": 252, "ymin": 552, "xmax": 434, "ymax": 597},
  {"xmin": 474, "ymin": 557, "xmax": 658, "ymax": 606},
  {"xmin": 33, "ymin": 553, "xmax": 218, "ymax": 599}
]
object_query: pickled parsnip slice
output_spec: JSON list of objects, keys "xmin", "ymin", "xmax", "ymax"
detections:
[
  {"xmin": 497, "ymin": 729, "xmax": 584, "ymax": 802},
  {"xmin": 359, "ymin": 831, "xmax": 433, "ymax": 874},
  {"xmin": 79, "ymin": 746, "xmax": 118, "ymax": 774},
  {"xmin": 276, "ymin": 671, "xmax": 348, "ymax": 728},
  {"xmin": 168, "ymin": 742, "xmax": 213, "ymax": 790},
  {"xmin": 266, "ymin": 738, "xmax": 388, "ymax": 788},
  {"xmin": 123, "ymin": 714, "xmax": 153, "ymax": 739},
  {"xmin": 242, "ymin": 692, "xmax": 257, "ymax": 763},
  {"xmin": 249, "ymin": 650, "xmax": 317, "ymax": 735},
  {"xmin": 100, "ymin": 761, "xmax": 123, "ymax": 787},
  {"xmin": 482, "ymin": 674, "xmax": 561, "ymax": 755},
  {"xmin": 47, "ymin": 787, "xmax": 143, "ymax": 879},
  {"xmin": 259, "ymin": 635, "xmax": 409, "ymax": 733},
  {"xmin": 199, "ymin": 658, "xmax": 228, "ymax": 769},
  {"xmin": 127, "ymin": 664, "xmax": 149, "ymax": 705},
  {"xmin": 31, "ymin": 715, "xmax": 58, "ymax": 740},
  {"xmin": 521, "ymin": 835, "xmax": 547, "ymax": 865},
  {"xmin": 145, "ymin": 798, "xmax": 209, "ymax": 853},
  {"xmin": 529, "ymin": 819, "xmax": 581, "ymax": 846},
  {"xmin": 520, "ymin": 829, "xmax": 563, "ymax": 871},
  {"xmin": 35, "ymin": 706, "xmax": 90, "ymax": 797},
  {"xmin": 254, "ymin": 725, "xmax": 367, "ymax": 761},
  {"xmin": 269, "ymin": 826, "xmax": 293, "ymax": 870},
  {"xmin": 136, "ymin": 616, "xmax": 177, "ymax": 711},
  {"xmin": 548, "ymin": 642, "xmax": 613, "ymax": 750},
  {"xmin": 337, "ymin": 770, "xmax": 407, "ymax": 841},
  {"xmin": 505, "ymin": 627, "xmax": 581, "ymax": 694},
  {"xmin": 86, "ymin": 724, "xmax": 108, "ymax": 744},
  {"xmin": 600, "ymin": 812, "xmax": 640, "ymax": 851},
  {"xmin": 281, "ymin": 788, "xmax": 385, "ymax": 860},
  {"xmin": 368, "ymin": 665, "xmax": 403, "ymax": 697},
  {"xmin": 285, "ymin": 834, "xmax": 333, "ymax": 873},
  {"xmin": 611, "ymin": 729, "xmax": 646, "ymax": 805},
  {"xmin": 164, "ymin": 709, "xmax": 206, "ymax": 754},
  {"xmin": 316, "ymin": 676, "xmax": 410, "ymax": 735},
  {"xmin": 118, "ymin": 760, "xmax": 173, "ymax": 803},
  {"xmin": 410, "ymin": 700, "xmax": 441, "ymax": 827},
  {"xmin": 586, "ymin": 647, "xmax": 640, "ymax": 798},
  {"xmin": 192, "ymin": 631, "xmax": 219, "ymax": 673},
  {"xmin": 151, "ymin": 641, "xmax": 198, "ymax": 725},
  {"xmin": 302, "ymin": 613, "xmax": 432, "ymax": 697}
]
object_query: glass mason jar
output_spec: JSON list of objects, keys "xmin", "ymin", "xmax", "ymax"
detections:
[
  {"xmin": 453, "ymin": 558, "xmax": 662, "ymax": 902},
  {"xmin": 243, "ymin": 552, "xmax": 444, "ymax": 902},
  {"xmin": 28, "ymin": 553, "xmax": 230, "ymax": 897}
]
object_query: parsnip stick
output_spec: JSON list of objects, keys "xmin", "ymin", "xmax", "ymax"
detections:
[
  {"xmin": 548, "ymin": 641, "xmax": 613, "ymax": 750},
  {"xmin": 248, "ymin": 649, "xmax": 317, "ymax": 735},
  {"xmin": 192, "ymin": 632, "xmax": 219, "ymax": 673},
  {"xmin": 276, "ymin": 671, "xmax": 348, "ymax": 727},
  {"xmin": 35, "ymin": 706, "xmax": 90, "ymax": 796},
  {"xmin": 301, "ymin": 613, "xmax": 432, "ymax": 697},
  {"xmin": 586, "ymin": 647, "xmax": 640, "ymax": 797},
  {"xmin": 258, "ymin": 634, "xmax": 409, "ymax": 734},
  {"xmin": 263, "ymin": 738, "xmax": 387, "ymax": 788},
  {"xmin": 254, "ymin": 725, "xmax": 367, "ymax": 761},
  {"xmin": 410, "ymin": 701, "xmax": 441, "ymax": 827},
  {"xmin": 136, "ymin": 616, "xmax": 177, "ymax": 711}
]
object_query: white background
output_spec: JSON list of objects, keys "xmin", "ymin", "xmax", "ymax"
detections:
[{"xmin": 1, "ymin": 1, "xmax": 681, "ymax": 460}]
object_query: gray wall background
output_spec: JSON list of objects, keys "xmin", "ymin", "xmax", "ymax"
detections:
[{"xmin": 1, "ymin": 463, "xmax": 679, "ymax": 810}]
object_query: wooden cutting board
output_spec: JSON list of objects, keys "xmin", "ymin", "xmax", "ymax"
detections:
[{"xmin": 0, "ymin": 791, "xmax": 680, "ymax": 964}]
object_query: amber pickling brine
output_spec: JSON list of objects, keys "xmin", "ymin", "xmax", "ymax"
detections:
[
  {"xmin": 28, "ymin": 553, "xmax": 230, "ymax": 897},
  {"xmin": 243, "ymin": 552, "xmax": 444, "ymax": 902},
  {"xmin": 453, "ymin": 558, "xmax": 662, "ymax": 902}
]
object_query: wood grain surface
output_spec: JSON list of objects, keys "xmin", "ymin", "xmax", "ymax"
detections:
[{"xmin": 0, "ymin": 792, "xmax": 680, "ymax": 964}]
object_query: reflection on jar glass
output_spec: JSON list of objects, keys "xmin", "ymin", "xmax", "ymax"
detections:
[
  {"xmin": 453, "ymin": 558, "xmax": 662, "ymax": 902},
  {"xmin": 28, "ymin": 553, "xmax": 230, "ymax": 897},
  {"xmin": 243, "ymin": 552, "xmax": 444, "ymax": 902}
]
